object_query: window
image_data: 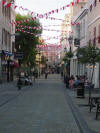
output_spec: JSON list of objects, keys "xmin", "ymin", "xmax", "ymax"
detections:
[
  {"xmin": 83, "ymin": 20, "xmax": 85, "ymax": 38},
  {"xmin": 90, "ymin": 4, "xmax": 92, "ymax": 12},
  {"xmin": 94, "ymin": 0, "xmax": 97, "ymax": 7},
  {"xmin": 2, "ymin": 29, "xmax": 4, "ymax": 45},
  {"xmin": 80, "ymin": 23, "xmax": 82, "ymax": 39},
  {"xmin": 93, "ymin": 27, "xmax": 96, "ymax": 45},
  {"xmin": 89, "ymin": 39, "xmax": 91, "ymax": 45},
  {"xmin": 98, "ymin": 25, "xmax": 100, "ymax": 43}
]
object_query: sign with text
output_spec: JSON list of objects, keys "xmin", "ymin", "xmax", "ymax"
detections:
[{"xmin": 14, "ymin": 52, "xmax": 24, "ymax": 59}]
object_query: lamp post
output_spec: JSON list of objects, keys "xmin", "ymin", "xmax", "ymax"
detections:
[
  {"xmin": 68, "ymin": 35, "xmax": 73, "ymax": 76},
  {"xmin": 68, "ymin": 35, "xmax": 73, "ymax": 52}
]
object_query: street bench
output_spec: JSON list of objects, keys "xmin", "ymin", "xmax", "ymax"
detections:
[{"xmin": 89, "ymin": 97, "xmax": 100, "ymax": 119}]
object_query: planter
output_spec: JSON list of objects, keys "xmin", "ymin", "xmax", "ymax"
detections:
[{"xmin": 77, "ymin": 82, "xmax": 85, "ymax": 98}]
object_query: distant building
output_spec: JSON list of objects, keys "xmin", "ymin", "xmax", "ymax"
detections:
[{"xmin": 60, "ymin": 13, "xmax": 72, "ymax": 61}]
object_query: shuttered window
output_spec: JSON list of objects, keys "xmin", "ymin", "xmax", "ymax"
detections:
[{"xmin": 98, "ymin": 25, "xmax": 100, "ymax": 43}]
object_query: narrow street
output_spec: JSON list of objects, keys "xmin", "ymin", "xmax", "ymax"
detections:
[{"xmin": 0, "ymin": 74, "xmax": 80, "ymax": 133}]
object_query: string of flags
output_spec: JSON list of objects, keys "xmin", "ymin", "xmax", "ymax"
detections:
[
  {"xmin": 1, "ymin": 0, "xmax": 85, "ymax": 52},
  {"xmin": 17, "ymin": 24, "xmax": 73, "ymax": 33}
]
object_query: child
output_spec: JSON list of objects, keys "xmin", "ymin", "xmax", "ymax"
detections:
[{"xmin": 69, "ymin": 78, "xmax": 74, "ymax": 89}]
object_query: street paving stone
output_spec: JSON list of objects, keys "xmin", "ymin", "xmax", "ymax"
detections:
[
  {"xmin": 67, "ymin": 89, "xmax": 100, "ymax": 133},
  {"xmin": 0, "ymin": 74, "xmax": 80, "ymax": 133}
]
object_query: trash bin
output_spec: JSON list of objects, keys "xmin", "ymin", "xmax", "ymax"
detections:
[{"xmin": 77, "ymin": 82, "xmax": 85, "ymax": 98}]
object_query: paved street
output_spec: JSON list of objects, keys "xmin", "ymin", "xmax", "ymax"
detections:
[{"xmin": 0, "ymin": 74, "xmax": 81, "ymax": 133}]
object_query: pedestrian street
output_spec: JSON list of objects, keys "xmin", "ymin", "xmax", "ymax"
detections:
[{"xmin": 0, "ymin": 74, "xmax": 81, "ymax": 133}]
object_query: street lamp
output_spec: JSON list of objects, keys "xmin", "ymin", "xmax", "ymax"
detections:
[
  {"xmin": 68, "ymin": 35, "xmax": 73, "ymax": 52},
  {"xmin": 68, "ymin": 35, "xmax": 73, "ymax": 76}
]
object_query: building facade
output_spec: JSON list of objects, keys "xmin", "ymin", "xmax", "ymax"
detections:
[
  {"xmin": 72, "ymin": 3, "xmax": 88, "ymax": 78},
  {"xmin": 88, "ymin": 0, "xmax": 100, "ymax": 88},
  {"xmin": 0, "ymin": 1, "xmax": 15, "ymax": 82}
]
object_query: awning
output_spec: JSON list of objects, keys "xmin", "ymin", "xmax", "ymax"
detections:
[{"xmin": 2, "ymin": 50, "xmax": 12, "ymax": 56}]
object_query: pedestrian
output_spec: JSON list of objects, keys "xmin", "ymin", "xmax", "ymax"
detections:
[
  {"xmin": 65, "ymin": 75, "xmax": 69, "ymax": 88},
  {"xmin": 84, "ymin": 77, "xmax": 90, "ymax": 89},
  {"xmin": 45, "ymin": 70, "xmax": 48, "ymax": 79},
  {"xmin": 73, "ymin": 76, "xmax": 80, "ymax": 88},
  {"xmin": 17, "ymin": 78, "xmax": 22, "ymax": 90},
  {"xmin": 69, "ymin": 77, "xmax": 74, "ymax": 89}
]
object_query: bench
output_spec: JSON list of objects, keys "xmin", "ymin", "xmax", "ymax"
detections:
[{"xmin": 89, "ymin": 97, "xmax": 100, "ymax": 119}]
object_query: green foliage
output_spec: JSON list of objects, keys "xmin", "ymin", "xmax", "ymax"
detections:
[
  {"xmin": 63, "ymin": 56, "xmax": 69, "ymax": 63},
  {"xmin": 63, "ymin": 51, "xmax": 73, "ymax": 63},
  {"xmin": 76, "ymin": 45, "xmax": 100, "ymax": 65},
  {"xmin": 66, "ymin": 51, "xmax": 73, "ymax": 59},
  {"xmin": 15, "ymin": 14, "xmax": 42, "ymax": 67}
]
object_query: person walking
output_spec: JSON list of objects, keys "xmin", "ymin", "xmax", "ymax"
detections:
[
  {"xmin": 69, "ymin": 77, "xmax": 74, "ymax": 89},
  {"xmin": 65, "ymin": 75, "xmax": 70, "ymax": 88},
  {"xmin": 45, "ymin": 70, "xmax": 48, "ymax": 79},
  {"xmin": 17, "ymin": 78, "xmax": 22, "ymax": 90}
]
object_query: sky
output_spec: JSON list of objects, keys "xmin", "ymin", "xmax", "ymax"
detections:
[{"xmin": 16, "ymin": 0, "xmax": 71, "ymax": 45}]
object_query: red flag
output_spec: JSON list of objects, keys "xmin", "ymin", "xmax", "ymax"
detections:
[
  {"xmin": 6, "ymin": 3, "xmax": 11, "ymax": 8},
  {"xmin": 76, "ymin": 0, "xmax": 79, "ymax": 3},
  {"xmin": 71, "ymin": 2, "xmax": 74, "ymax": 6},
  {"xmin": 14, "ymin": 5, "xmax": 17, "ymax": 9},
  {"xmin": 31, "ymin": 12, "xmax": 33, "ymax": 15},
  {"xmin": 56, "ymin": 9, "xmax": 58, "ymax": 13},
  {"xmin": 2, "ymin": 0, "xmax": 5, "ymax": 5},
  {"xmin": 66, "ymin": 4, "xmax": 69, "ymax": 7}
]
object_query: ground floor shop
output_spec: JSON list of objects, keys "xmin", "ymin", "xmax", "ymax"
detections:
[
  {"xmin": 71, "ymin": 59, "xmax": 100, "ymax": 88},
  {"xmin": 0, "ymin": 50, "xmax": 19, "ymax": 82}
]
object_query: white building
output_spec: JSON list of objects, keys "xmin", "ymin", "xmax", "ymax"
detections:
[{"xmin": 72, "ymin": 4, "xmax": 88, "ymax": 78}]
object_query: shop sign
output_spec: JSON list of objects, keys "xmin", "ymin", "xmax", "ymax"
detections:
[{"xmin": 14, "ymin": 52, "xmax": 24, "ymax": 59}]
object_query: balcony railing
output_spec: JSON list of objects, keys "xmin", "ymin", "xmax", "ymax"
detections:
[{"xmin": 74, "ymin": 38, "xmax": 80, "ymax": 47}]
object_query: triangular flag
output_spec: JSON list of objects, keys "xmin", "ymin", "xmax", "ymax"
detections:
[
  {"xmin": 7, "ymin": 3, "xmax": 11, "ymax": 8},
  {"xmin": 76, "ymin": 0, "xmax": 79, "ymax": 3},
  {"xmin": 4, "ymin": 2, "xmax": 8, "ymax": 6},
  {"xmin": 14, "ymin": 5, "xmax": 17, "ymax": 9},
  {"xmin": 2, "ymin": 0, "xmax": 5, "ymax": 5}
]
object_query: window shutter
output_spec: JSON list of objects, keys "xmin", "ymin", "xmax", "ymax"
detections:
[
  {"xmin": 93, "ymin": 27, "xmax": 96, "ymax": 45},
  {"xmin": 94, "ymin": 27, "xmax": 96, "ymax": 38},
  {"xmin": 98, "ymin": 25, "xmax": 100, "ymax": 43},
  {"xmin": 99, "ymin": 25, "xmax": 100, "ymax": 37}
]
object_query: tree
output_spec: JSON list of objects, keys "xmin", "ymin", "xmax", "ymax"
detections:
[
  {"xmin": 63, "ymin": 51, "xmax": 74, "ymax": 77},
  {"xmin": 76, "ymin": 44, "xmax": 100, "ymax": 82},
  {"xmin": 15, "ymin": 14, "xmax": 42, "ymax": 67},
  {"xmin": 63, "ymin": 51, "xmax": 73, "ymax": 63},
  {"xmin": 76, "ymin": 44, "xmax": 100, "ymax": 104}
]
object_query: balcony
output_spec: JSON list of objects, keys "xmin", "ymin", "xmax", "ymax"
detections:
[{"xmin": 74, "ymin": 38, "xmax": 80, "ymax": 47}]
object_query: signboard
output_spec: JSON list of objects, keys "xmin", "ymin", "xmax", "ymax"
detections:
[{"xmin": 14, "ymin": 52, "xmax": 24, "ymax": 59}]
